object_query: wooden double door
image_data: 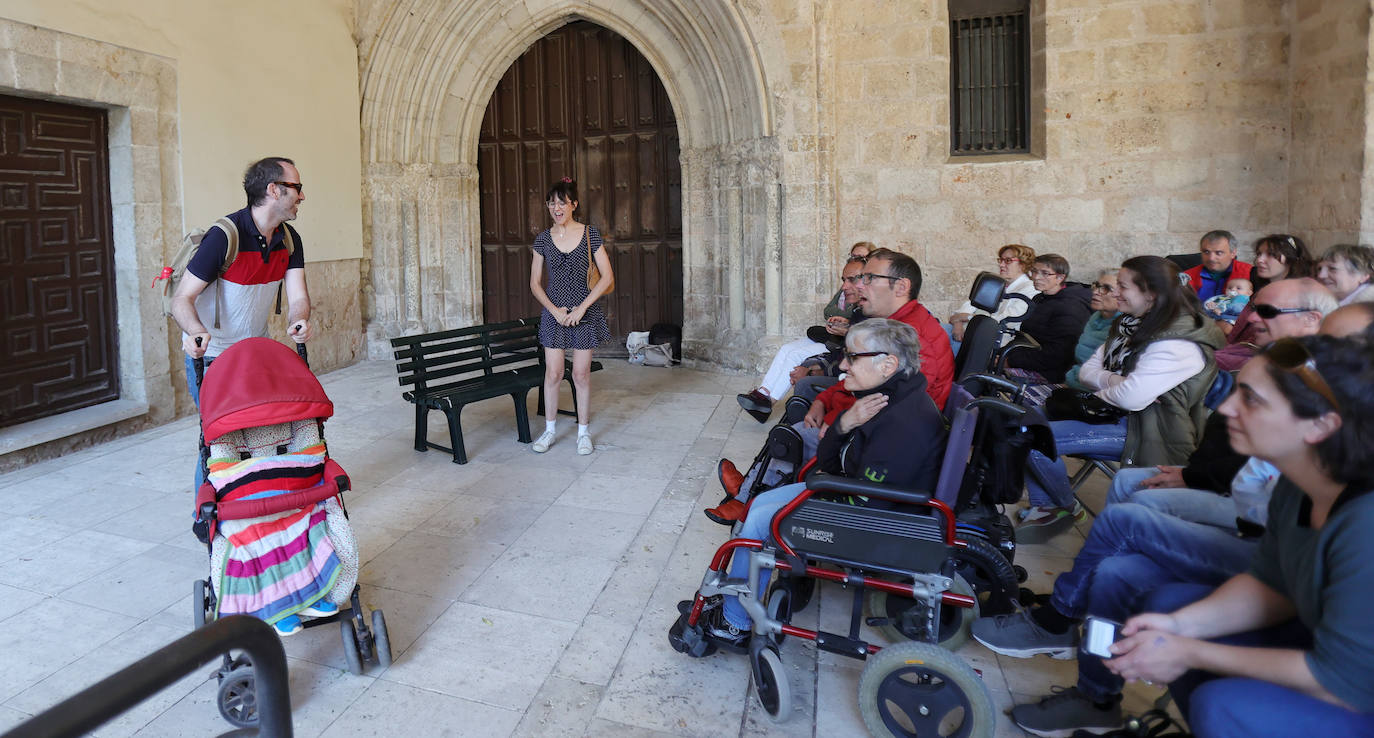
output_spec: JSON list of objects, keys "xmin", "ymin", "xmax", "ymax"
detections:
[
  {"xmin": 0, "ymin": 94, "xmax": 117, "ymax": 429},
  {"xmin": 478, "ymin": 21, "xmax": 683, "ymax": 344}
]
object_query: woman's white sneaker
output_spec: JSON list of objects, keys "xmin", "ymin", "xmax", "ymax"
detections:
[
  {"xmin": 577, "ymin": 434, "xmax": 594, "ymax": 455},
  {"xmin": 532, "ymin": 430, "xmax": 555, "ymax": 453}
]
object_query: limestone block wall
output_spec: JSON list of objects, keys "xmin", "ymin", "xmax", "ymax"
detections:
[
  {"xmin": 1290, "ymin": 0, "xmax": 1373, "ymax": 249},
  {"xmin": 812, "ymin": 0, "xmax": 1297, "ymax": 327}
]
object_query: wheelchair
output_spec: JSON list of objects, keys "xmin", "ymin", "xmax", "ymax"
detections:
[{"xmin": 670, "ymin": 473, "xmax": 996, "ymax": 736}]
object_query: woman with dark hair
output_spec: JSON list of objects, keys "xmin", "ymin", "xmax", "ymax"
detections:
[
  {"xmin": 528, "ymin": 178, "xmax": 614, "ymax": 455},
  {"xmin": 1251, "ymin": 233, "xmax": 1315, "ymax": 292},
  {"xmin": 1106, "ymin": 335, "xmax": 1374, "ymax": 737},
  {"xmin": 1017, "ymin": 256, "xmax": 1225, "ymax": 542}
]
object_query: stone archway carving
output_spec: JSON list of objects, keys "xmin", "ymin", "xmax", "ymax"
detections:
[{"xmin": 355, "ymin": 0, "xmax": 787, "ymax": 365}]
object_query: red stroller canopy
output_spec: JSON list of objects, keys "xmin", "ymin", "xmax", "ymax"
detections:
[{"xmin": 200, "ymin": 337, "xmax": 334, "ymax": 442}]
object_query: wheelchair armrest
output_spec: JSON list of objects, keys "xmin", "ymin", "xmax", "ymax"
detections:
[
  {"xmin": 806, "ymin": 472, "xmax": 932, "ymax": 507},
  {"xmin": 963, "ymin": 373, "xmax": 1029, "ymax": 398}
]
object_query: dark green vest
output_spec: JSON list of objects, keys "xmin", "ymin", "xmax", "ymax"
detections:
[{"xmin": 1118, "ymin": 313, "xmax": 1226, "ymax": 467}]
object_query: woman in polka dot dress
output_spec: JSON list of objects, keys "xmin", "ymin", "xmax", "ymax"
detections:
[{"xmin": 528, "ymin": 177, "xmax": 613, "ymax": 455}]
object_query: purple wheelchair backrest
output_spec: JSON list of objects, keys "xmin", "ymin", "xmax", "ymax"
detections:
[{"xmin": 934, "ymin": 385, "xmax": 978, "ymax": 506}]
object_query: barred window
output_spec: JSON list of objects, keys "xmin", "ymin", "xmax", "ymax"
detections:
[{"xmin": 949, "ymin": 0, "xmax": 1030, "ymax": 155}]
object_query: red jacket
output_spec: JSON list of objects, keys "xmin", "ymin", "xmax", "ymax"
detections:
[
  {"xmin": 1184, "ymin": 260, "xmax": 1252, "ymax": 302},
  {"xmin": 813, "ymin": 298, "xmax": 955, "ymax": 420}
]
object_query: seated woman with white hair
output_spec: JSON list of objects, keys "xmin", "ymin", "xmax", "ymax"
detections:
[{"xmin": 693, "ymin": 318, "xmax": 948, "ymax": 649}]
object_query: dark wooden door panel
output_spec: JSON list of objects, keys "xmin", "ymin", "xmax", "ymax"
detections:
[
  {"xmin": 0, "ymin": 94, "xmax": 117, "ymax": 428},
  {"xmin": 478, "ymin": 21, "xmax": 683, "ymax": 342}
]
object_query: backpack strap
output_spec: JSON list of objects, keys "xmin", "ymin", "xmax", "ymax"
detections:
[
  {"xmin": 210, "ymin": 217, "xmax": 238, "ymax": 330},
  {"xmin": 274, "ymin": 224, "xmax": 297, "ymax": 315}
]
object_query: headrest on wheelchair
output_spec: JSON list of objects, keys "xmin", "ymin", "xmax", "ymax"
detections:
[{"xmin": 967, "ymin": 272, "xmax": 1007, "ymax": 313}]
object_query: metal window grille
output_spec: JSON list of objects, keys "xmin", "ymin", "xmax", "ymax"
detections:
[{"xmin": 950, "ymin": 0, "xmax": 1030, "ymax": 154}]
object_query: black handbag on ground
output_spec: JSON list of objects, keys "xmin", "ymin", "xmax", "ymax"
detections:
[{"xmin": 1044, "ymin": 387, "xmax": 1128, "ymax": 425}]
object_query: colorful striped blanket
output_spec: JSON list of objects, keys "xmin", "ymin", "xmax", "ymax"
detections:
[{"xmin": 209, "ymin": 448, "xmax": 341, "ymax": 623}]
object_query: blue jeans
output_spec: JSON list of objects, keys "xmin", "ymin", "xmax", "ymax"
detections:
[
  {"xmin": 185, "ymin": 355, "xmax": 214, "ymax": 492},
  {"xmin": 1045, "ymin": 503, "xmax": 1256, "ymax": 701},
  {"xmin": 943, "ymin": 322, "xmax": 962, "ymax": 355},
  {"xmin": 1144, "ymin": 583, "xmax": 1374, "ymax": 737},
  {"xmin": 1025, "ymin": 417, "xmax": 1128, "ymax": 508},
  {"xmin": 1107, "ymin": 468, "xmax": 1238, "ymax": 528},
  {"xmin": 722, "ymin": 482, "xmax": 809, "ymax": 629},
  {"xmin": 792, "ymin": 375, "xmax": 837, "ymax": 403}
]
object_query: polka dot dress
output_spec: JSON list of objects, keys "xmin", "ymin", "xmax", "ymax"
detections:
[{"xmin": 534, "ymin": 224, "xmax": 610, "ymax": 350}]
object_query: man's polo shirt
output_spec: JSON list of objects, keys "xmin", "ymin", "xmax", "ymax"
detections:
[{"xmin": 184, "ymin": 207, "xmax": 305, "ymax": 358}]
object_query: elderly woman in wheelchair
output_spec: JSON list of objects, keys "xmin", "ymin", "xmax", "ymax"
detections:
[{"xmin": 670, "ymin": 319, "xmax": 997, "ymax": 734}]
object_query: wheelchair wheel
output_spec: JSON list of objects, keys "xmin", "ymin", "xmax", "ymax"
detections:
[
  {"xmin": 341, "ymin": 618, "xmax": 364, "ymax": 675},
  {"xmin": 750, "ymin": 645, "xmax": 791, "ymax": 723},
  {"xmin": 216, "ymin": 666, "xmax": 258, "ymax": 729},
  {"xmin": 858, "ymin": 641, "xmax": 993, "ymax": 738},
  {"xmin": 952, "ymin": 535, "xmax": 1019, "ymax": 616},
  {"xmin": 866, "ymin": 573, "xmax": 978, "ymax": 650},
  {"xmin": 372, "ymin": 609, "xmax": 393, "ymax": 667}
]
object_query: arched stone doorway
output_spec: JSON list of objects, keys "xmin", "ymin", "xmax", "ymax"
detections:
[
  {"xmin": 477, "ymin": 21, "xmax": 683, "ymax": 342},
  {"xmin": 356, "ymin": 0, "xmax": 788, "ymax": 367}
]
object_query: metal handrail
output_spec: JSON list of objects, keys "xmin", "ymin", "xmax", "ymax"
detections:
[{"xmin": 2, "ymin": 616, "xmax": 292, "ymax": 738}]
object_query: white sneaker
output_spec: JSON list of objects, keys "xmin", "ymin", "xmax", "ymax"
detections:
[
  {"xmin": 532, "ymin": 430, "xmax": 555, "ymax": 453},
  {"xmin": 577, "ymin": 434, "xmax": 594, "ymax": 455}
]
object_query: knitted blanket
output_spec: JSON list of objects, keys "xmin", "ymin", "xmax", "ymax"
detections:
[{"xmin": 209, "ymin": 449, "xmax": 341, "ymax": 623}]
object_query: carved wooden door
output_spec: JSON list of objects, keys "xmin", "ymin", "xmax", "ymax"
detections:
[
  {"xmin": 0, "ymin": 94, "xmax": 117, "ymax": 429},
  {"xmin": 478, "ymin": 21, "xmax": 683, "ymax": 344}
]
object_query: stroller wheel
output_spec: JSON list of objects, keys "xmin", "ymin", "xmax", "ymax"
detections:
[
  {"xmin": 866, "ymin": 573, "xmax": 978, "ymax": 650},
  {"xmin": 340, "ymin": 618, "xmax": 364, "ymax": 675},
  {"xmin": 750, "ymin": 645, "xmax": 791, "ymax": 723},
  {"xmin": 193, "ymin": 580, "xmax": 208, "ymax": 629},
  {"xmin": 859, "ymin": 641, "xmax": 993, "ymax": 738},
  {"xmin": 372, "ymin": 609, "xmax": 393, "ymax": 667},
  {"xmin": 216, "ymin": 666, "xmax": 258, "ymax": 729}
]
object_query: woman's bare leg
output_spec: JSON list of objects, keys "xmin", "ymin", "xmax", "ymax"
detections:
[{"xmin": 571, "ymin": 348, "xmax": 594, "ymax": 426}]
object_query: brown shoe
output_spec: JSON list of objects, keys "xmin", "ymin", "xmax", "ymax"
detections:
[
  {"xmin": 736, "ymin": 390, "xmax": 773, "ymax": 423},
  {"xmin": 717, "ymin": 459, "xmax": 744, "ymax": 498},
  {"xmin": 704, "ymin": 498, "xmax": 746, "ymax": 526}
]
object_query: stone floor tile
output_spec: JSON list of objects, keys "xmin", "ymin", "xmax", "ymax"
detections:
[
  {"xmin": 554, "ymin": 472, "xmax": 667, "ymax": 517},
  {"xmin": 0, "ymin": 598, "xmax": 140, "ymax": 704},
  {"xmin": 58, "ymin": 544, "xmax": 206, "ymax": 620},
  {"xmin": 417, "ymin": 492, "xmax": 546, "ymax": 545},
  {"xmin": 512, "ymin": 676, "xmax": 603, "ymax": 737},
  {"xmin": 510, "ymin": 503, "xmax": 644, "ymax": 561},
  {"xmin": 357, "ymin": 530, "xmax": 507, "ymax": 602},
  {"xmin": 460, "ymin": 547, "xmax": 616, "ymax": 622},
  {"xmin": 0, "ymin": 529, "xmax": 157, "ymax": 595},
  {"xmin": 0, "ymin": 516, "xmax": 80, "ymax": 566},
  {"xmin": 381, "ymin": 601, "xmax": 577, "ymax": 712},
  {"xmin": 320, "ymin": 679, "xmax": 521, "ymax": 737}
]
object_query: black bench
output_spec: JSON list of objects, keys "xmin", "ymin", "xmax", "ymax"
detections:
[{"xmin": 390, "ymin": 317, "xmax": 603, "ymax": 464}]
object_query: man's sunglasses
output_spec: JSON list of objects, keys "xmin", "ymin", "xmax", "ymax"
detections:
[
  {"xmin": 843, "ymin": 350, "xmax": 887, "ymax": 363},
  {"xmin": 1265, "ymin": 338, "xmax": 1341, "ymax": 412},
  {"xmin": 1251, "ymin": 303, "xmax": 1311, "ymax": 319},
  {"xmin": 275, "ymin": 181, "xmax": 304, "ymax": 194}
]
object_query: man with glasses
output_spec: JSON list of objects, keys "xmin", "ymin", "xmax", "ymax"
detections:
[
  {"xmin": 1214, "ymin": 278, "xmax": 1336, "ymax": 371},
  {"xmin": 171, "ymin": 157, "xmax": 313, "ymax": 489}
]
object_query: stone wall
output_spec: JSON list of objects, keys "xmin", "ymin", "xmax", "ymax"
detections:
[{"xmin": 1290, "ymin": 0, "xmax": 1373, "ymax": 249}]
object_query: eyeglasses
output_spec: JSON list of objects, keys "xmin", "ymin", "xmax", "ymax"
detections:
[
  {"xmin": 841, "ymin": 275, "xmax": 864, "ymax": 285},
  {"xmin": 1251, "ymin": 303, "xmax": 1312, "ymax": 320},
  {"xmin": 1090, "ymin": 282, "xmax": 1115, "ymax": 293},
  {"xmin": 857, "ymin": 273, "xmax": 902, "ymax": 286},
  {"xmin": 274, "ymin": 181, "xmax": 303, "ymax": 194},
  {"xmin": 1266, "ymin": 338, "xmax": 1342, "ymax": 412},
  {"xmin": 843, "ymin": 350, "xmax": 887, "ymax": 363},
  {"xmin": 996, "ymin": 257, "xmax": 1019, "ymax": 265},
  {"xmin": 1028, "ymin": 269, "xmax": 1059, "ymax": 279}
]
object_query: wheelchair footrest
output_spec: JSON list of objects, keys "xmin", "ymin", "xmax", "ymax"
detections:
[{"xmin": 815, "ymin": 630, "xmax": 869, "ymax": 660}]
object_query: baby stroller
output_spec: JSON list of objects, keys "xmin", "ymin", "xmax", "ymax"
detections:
[
  {"xmin": 189, "ymin": 337, "xmax": 391, "ymax": 729},
  {"xmin": 670, "ymin": 472, "xmax": 994, "ymax": 736}
]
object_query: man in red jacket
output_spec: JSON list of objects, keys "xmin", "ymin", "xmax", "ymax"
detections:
[
  {"xmin": 810, "ymin": 248, "xmax": 953, "ymax": 416},
  {"xmin": 1184, "ymin": 230, "xmax": 1251, "ymax": 302}
]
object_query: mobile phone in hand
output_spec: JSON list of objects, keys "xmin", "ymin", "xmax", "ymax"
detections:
[{"xmin": 1082, "ymin": 616, "xmax": 1122, "ymax": 659}]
